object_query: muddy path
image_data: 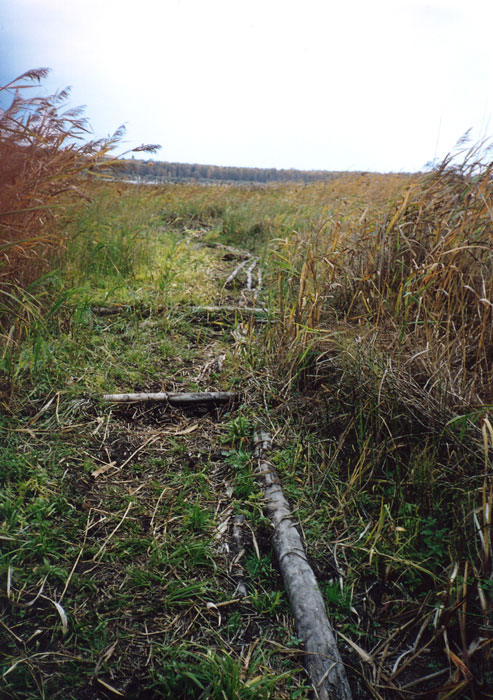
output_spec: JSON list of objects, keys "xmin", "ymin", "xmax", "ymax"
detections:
[{"xmin": 70, "ymin": 228, "xmax": 351, "ymax": 699}]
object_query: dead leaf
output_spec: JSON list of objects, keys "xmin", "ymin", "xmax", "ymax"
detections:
[
  {"xmin": 168, "ymin": 423, "xmax": 199, "ymax": 436},
  {"xmin": 96, "ymin": 678, "xmax": 125, "ymax": 696},
  {"xmin": 52, "ymin": 600, "xmax": 68, "ymax": 634},
  {"xmin": 91, "ymin": 461, "xmax": 117, "ymax": 478}
]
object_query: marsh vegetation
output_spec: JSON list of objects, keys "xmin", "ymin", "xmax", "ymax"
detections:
[{"xmin": 1, "ymin": 73, "xmax": 491, "ymax": 699}]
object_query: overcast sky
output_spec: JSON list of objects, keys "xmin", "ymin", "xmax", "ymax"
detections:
[{"xmin": 2, "ymin": 0, "xmax": 492, "ymax": 172}]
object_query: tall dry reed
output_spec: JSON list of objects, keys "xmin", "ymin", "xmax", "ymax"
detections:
[
  {"xmin": 275, "ymin": 143, "xmax": 493, "ymax": 411},
  {"xmin": 0, "ymin": 68, "xmax": 159, "ymax": 287}
]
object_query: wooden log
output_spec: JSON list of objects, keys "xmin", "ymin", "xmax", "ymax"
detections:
[
  {"xmin": 100, "ymin": 391, "xmax": 237, "ymax": 405},
  {"xmin": 91, "ymin": 304, "xmax": 161, "ymax": 317},
  {"xmin": 253, "ymin": 267, "xmax": 263, "ymax": 302},
  {"xmin": 224, "ymin": 257, "xmax": 253, "ymax": 287},
  {"xmin": 231, "ymin": 514, "xmax": 248, "ymax": 598},
  {"xmin": 91, "ymin": 305, "xmax": 131, "ymax": 315},
  {"xmin": 253, "ymin": 430, "xmax": 352, "ymax": 700},
  {"xmin": 92, "ymin": 305, "xmax": 270, "ymax": 318},
  {"xmin": 245, "ymin": 259, "xmax": 258, "ymax": 291},
  {"xmin": 191, "ymin": 305, "xmax": 270, "ymax": 316}
]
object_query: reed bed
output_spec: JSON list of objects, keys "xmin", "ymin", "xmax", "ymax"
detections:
[{"xmin": 272, "ymin": 143, "xmax": 492, "ymax": 411}]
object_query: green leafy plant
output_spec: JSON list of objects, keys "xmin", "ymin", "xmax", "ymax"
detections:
[{"xmin": 152, "ymin": 644, "xmax": 292, "ymax": 699}]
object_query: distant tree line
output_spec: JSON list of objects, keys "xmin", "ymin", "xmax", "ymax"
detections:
[{"xmin": 115, "ymin": 158, "xmax": 345, "ymax": 184}]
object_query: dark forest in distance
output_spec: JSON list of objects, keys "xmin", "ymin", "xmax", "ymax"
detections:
[{"xmin": 117, "ymin": 158, "xmax": 352, "ymax": 184}]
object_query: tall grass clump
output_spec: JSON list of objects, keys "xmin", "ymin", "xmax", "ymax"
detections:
[
  {"xmin": 61, "ymin": 182, "xmax": 165, "ymax": 286},
  {"xmin": 0, "ymin": 68, "xmax": 159, "ymax": 325},
  {"xmin": 360, "ymin": 141, "xmax": 492, "ymax": 408},
  {"xmin": 1, "ymin": 70, "xmax": 105, "ymax": 282},
  {"xmin": 274, "ymin": 141, "xmax": 492, "ymax": 414}
]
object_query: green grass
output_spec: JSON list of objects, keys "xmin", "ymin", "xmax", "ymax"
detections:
[{"xmin": 149, "ymin": 644, "xmax": 302, "ymax": 699}]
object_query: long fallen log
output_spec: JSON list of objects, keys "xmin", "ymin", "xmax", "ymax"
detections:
[
  {"xmin": 100, "ymin": 391, "xmax": 237, "ymax": 405},
  {"xmin": 91, "ymin": 305, "xmax": 134, "ymax": 315},
  {"xmin": 245, "ymin": 259, "xmax": 258, "ymax": 291},
  {"xmin": 253, "ymin": 430, "xmax": 352, "ymax": 700},
  {"xmin": 191, "ymin": 305, "xmax": 270, "ymax": 315},
  {"xmin": 224, "ymin": 257, "xmax": 254, "ymax": 287},
  {"xmin": 231, "ymin": 514, "xmax": 248, "ymax": 598},
  {"xmin": 253, "ymin": 267, "xmax": 263, "ymax": 302},
  {"xmin": 92, "ymin": 305, "xmax": 271, "ymax": 318}
]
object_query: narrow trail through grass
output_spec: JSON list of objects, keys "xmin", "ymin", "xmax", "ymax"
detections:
[{"xmin": 1, "ymin": 221, "xmax": 315, "ymax": 699}]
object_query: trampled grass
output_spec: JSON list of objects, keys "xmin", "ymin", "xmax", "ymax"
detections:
[{"xmin": 1, "ymin": 108, "xmax": 492, "ymax": 699}]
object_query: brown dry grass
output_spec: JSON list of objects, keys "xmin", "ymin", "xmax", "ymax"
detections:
[
  {"xmin": 0, "ymin": 68, "xmax": 159, "ymax": 288},
  {"xmin": 273, "ymin": 143, "xmax": 493, "ymax": 412}
]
